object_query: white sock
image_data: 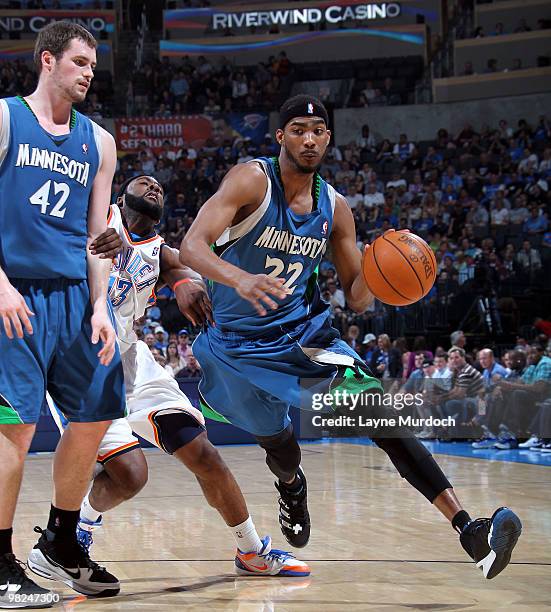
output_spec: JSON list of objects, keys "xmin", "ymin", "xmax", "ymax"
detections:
[
  {"xmin": 230, "ymin": 516, "xmax": 263, "ymax": 553},
  {"xmin": 80, "ymin": 493, "xmax": 102, "ymax": 525}
]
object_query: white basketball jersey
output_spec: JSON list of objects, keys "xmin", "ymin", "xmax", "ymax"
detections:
[{"xmin": 107, "ymin": 205, "xmax": 163, "ymax": 353}]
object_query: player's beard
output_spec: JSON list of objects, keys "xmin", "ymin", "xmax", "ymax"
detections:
[
  {"xmin": 285, "ymin": 146, "xmax": 325, "ymax": 174},
  {"xmin": 124, "ymin": 193, "xmax": 163, "ymax": 223}
]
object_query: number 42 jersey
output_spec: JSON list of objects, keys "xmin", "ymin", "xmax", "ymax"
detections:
[
  {"xmin": 210, "ymin": 157, "xmax": 337, "ymax": 333},
  {"xmin": 0, "ymin": 96, "xmax": 101, "ymax": 279}
]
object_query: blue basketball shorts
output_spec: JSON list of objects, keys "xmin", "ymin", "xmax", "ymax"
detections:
[
  {"xmin": 192, "ymin": 309, "xmax": 383, "ymax": 437},
  {"xmin": 0, "ymin": 278, "xmax": 126, "ymax": 424}
]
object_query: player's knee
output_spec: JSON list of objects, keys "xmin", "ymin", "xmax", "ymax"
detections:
[
  {"xmin": 104, "ymin": 450, "xmax": 148, "ymax": 500},
  {"xmin": 175, "ymin": 432, "xmax": 227, "ymax": 479},
  {"xmin": 255, "ymin": 425, "xmax": 301, "ymax": 482},
  {"xmin": 0, "ymin": 423, "xmax": 36, "ymax": 463}
]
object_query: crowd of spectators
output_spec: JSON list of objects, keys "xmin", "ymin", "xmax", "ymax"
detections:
[
  {"xmin": 128, "ymin": 53, "xmax": 294, "ymax": 117},
  {"xmin": 340, "ymin": 327, "xmax": 551, "ymax": 449}
]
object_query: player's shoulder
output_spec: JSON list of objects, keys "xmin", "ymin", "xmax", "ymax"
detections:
[
  {"xmin": 226, "ymin": 159, "xmax": 268, "ymax": 182},
  {"xmin": 219, "ymin": 159, "xmax": 269, "ymax": 201}
]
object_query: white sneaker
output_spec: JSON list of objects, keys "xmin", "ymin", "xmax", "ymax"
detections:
[
  {"xmin": 235, "ymin": 536, "xmax": 310, "ymax": 577},
  {"xmin": 518, "ymin": 436, "xmax": 541, "ymax": 449}
]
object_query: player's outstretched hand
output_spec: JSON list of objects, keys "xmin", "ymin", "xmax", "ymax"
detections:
[
  {"xmin": 174, "ymin": 278, "xmax": 214, "ymax": 327},
  {"xmin": 91, "ymin": 309, "xmax": 116, "ymax": 366},
  {"xmin": 89, "ymin": 228, "xmax": 123, "ymax": 259},
  {"xmin": 0, "ymin": 281, "xmax": 34, "ymax": 339},
  {"xmin": 235, "ymin": 273, "xmax": 290, "ymax": 316}
]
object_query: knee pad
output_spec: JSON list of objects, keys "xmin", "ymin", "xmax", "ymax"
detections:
[
  {"xmin": 255, "ymin": 424, "xmax": 301, "ymax": 482},
  {"xmin": 373, "ymin": 434, "xmax": 451, "ymax": 502}
]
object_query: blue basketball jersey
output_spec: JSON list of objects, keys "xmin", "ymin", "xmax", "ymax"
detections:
[
  {"xmin": 0, "ymin": 96, "xmax": 101, "ymax": 279},
  {"xmin": 210, "ymin": 157, "xmax": 336, "ymax": 332}
]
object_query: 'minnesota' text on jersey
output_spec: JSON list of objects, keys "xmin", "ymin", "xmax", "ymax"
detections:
[
  {"xmin": 210, "ymin": 157, "xmax": 336, "ymax": 332},
  {"xmin": 0, "ymin": 97, "xmax": 101, "ymax": 279}
]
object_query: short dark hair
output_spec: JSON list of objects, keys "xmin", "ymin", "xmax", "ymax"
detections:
[{"xmin": 34, "ymin": 21, "xmax": 97, "ymax": 75}]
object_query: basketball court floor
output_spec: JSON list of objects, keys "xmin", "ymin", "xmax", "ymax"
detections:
[{"xmin": 16, "ymin": 440, "xmax": 551, "ymax": 610}]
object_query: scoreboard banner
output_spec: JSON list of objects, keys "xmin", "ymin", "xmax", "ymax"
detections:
[
  {"xmin": 0, "ymin": 9, "xmax": 116, "ymax": 35},
  {"xmin": 115, "ymin": 113, "xmax": 269, "ymax": 154}
]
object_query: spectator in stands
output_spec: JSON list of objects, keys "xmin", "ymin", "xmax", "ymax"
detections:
[
  {"xmin": 441, "ymin": 165, "xmax": 463, "ymax": 191},
  {"xmin": 345, "ymin": 184, "xmax": 364, "ymax": 209},
  {"xmin": 364, "ymin": 182, "xmax": 385, "ymax": 208},
  {"xmin": 511, "ymin": 59, "xmax": 523, "ymax": 71},
  {"xmin": 516, "ymin": 240, "xmax": 542, "ymax": 271},
  {"xmin": 326, "ymin": 279, "xmax": 346, "ymax": 309},
  {"xmin": 153, "ymin": 326, "xmax": 168, "ymax": 352},
  {"xmin": 461, "ymin": 61, "xmax": 474, "ymax": 76},
  {"xmin": 479, "ymin": 348, "xmax": 508, "ymax": 391},
  {"xmin": 165, "ymin": 342, "xmax": 186, "ymax": 378},
  {"xmin": 523, "ymin": 207, "xmax": 548, "ymax": 236},
  {"xmin": 177, "ymin": 329, "xmax": 193, "ymax": 361},
  {"xmin": 392, "ymin": 134, "xmax": 414, "ymax": 161},
  {"xmin": 494, "ymin": 345, "xmax": 551, "ymax": 448},
  {"xmin": 442, "ymin": 346, "xmax": 484, "ymax": 423},
  {"xmin": 370, "ymin": 334, "xmax": 402, "ymax": 380},
  {"xmin": 450, "ymin": 330, "xmax": 467, "ymax": 350},
  {"xmin": 144, "ymin": 333, "xmax": 156, "ymax": 351},
  {"xmin": 361, "ymin": 81, "xmax": 377, "ymax": 105},
  {"xmin": 492, "ymin": 22, "xmax": 505, "ymax": 36},
  {"xmin": 357, "ymin": 124, "xmax": 377, "ymax": 151},
  {"xmin": 179, "ymin": 353, "xmax": 202, "ymax": 378}
]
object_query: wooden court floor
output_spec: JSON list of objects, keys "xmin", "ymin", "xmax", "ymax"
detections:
[{"xmin": 14, "ymin": 442, "xmax": 551, "ymax": 611}]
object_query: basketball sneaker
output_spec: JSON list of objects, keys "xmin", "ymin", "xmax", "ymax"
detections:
[
  {"xmin": 76, "ymin": 516, "xmax": 103, "ymax": 554},
  {"xmin": 234, "ymin": 536, "xmax": 310, "ymax": 577},
  {"xmin": 27, "ymin": 527, "xmax": 119, "ymax": 597},
  {"xmin": 460, "ymin": 507, "xmax": 522, "ymax": 579},
  {"xmin": 0, "ymin": 553, "xmax": 54, "ymax": 609},
  {"xmin": 275, "ymin": 467, "xmax": 310, "ymax": 548},
  {"xmin": 518, "ymin": 435, "xmax": 541, "ymax": 449}
]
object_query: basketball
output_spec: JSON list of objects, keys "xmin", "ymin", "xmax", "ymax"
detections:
[{"xmin": 362, "ymin": 230, "xmax": 437, "ymax": 306}]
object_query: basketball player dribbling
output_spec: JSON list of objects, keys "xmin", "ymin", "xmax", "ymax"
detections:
[
  {"xmin": 0, "ymin": 22, "xmax": 125, "ymax": 605},
  {"xmin": 180, "ymin": 95, "xmax": 522, "ymax": 580},
  {"xmin": 49, "ymin": 175, "xmax": 310, "ymax": 578}
]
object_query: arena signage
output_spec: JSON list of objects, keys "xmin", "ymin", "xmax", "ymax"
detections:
[
  {"xmin": 0, "ymin": 11, "xmax": 115, "ymax": 34},
  {"xmin": 211, "ymin": 3, "xmax": 401, "ymax": 30}
]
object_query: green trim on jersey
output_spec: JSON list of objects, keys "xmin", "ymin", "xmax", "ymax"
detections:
[
  {"xmin": 0, "ymin": 403, "xmax": 23, "ymax": 424},
  {"xmin": 199, "ymin": 392, "xmax": 231, "ymax": 424}
]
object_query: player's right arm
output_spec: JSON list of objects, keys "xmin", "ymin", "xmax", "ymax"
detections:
[
  {"xmin": 0, "ymin": 102, "xmax": 34, "ymax": 339},
  {"xmin": 180, "ymin": 163, "xmax": 288, "ymax": 316}
]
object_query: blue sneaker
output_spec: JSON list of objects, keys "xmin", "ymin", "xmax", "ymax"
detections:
[
  {"xmin": 460, "ymin": 507, "xmax": 522, "ymax": 579},
  {"xmin": 494, "ymin": 437, "xmax": 518, "ymax": 450},
  {"xmin": 76, "ymin": 516, "xmax": 103, "ymax": 554},
  {"xmin": 235, "ymin": 536, "xmax": 310, "ymax": 577},
  {"xmin": 472, "ymin": 437, "xmax": 498, "ymax": 449}
]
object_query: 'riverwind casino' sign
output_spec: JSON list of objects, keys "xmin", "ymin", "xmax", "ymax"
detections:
[
  {"xmin": 211, "ymin": 3, "xmax": 401, "ymax": 30},
  {"xmin": 164, "ymin": 2, "xmax": 403, "ymax": 33}
]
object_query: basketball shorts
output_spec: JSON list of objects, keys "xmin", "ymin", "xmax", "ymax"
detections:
[
  {"xmin": 48, "ymin": 340, "xmax": 205, "ymax": 463},
  {"xmin": 0, "ymin": 278, "xmax": 125, "ymax": 424},
  {"xmin": 193, "ymin": 309, "xmax": 383, "ymax": 437}
]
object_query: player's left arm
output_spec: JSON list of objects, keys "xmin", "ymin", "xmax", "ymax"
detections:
[
  {"xmin": 329, "ymin": 194, "xmax": 375, "ymax": 313},
  {"xmin": 159, "ymin": 245, "xmax": 213, "ymax": 327},
  {"xmin": 86, "ymin": 128, "xmax": 118, "ymax": 365}
]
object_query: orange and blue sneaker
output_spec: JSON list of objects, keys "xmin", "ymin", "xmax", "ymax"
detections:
[{"xmin": 234, "ymin": 536, "xmax": 311, "ymax": 577}]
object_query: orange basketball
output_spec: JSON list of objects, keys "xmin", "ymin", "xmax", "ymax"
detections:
[{"xmin": 362, "ymin": 230, "xmax": 437, "ymax": 306}]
